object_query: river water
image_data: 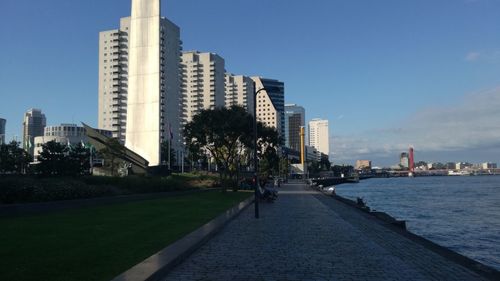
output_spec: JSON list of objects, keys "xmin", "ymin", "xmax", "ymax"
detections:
[{"xmin": 335, "ymin": 176, "xmax": 500, "ymax": 270}]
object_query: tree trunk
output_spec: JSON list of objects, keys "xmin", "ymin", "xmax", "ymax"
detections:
[
  {"xmin": 232, "ymin": 158, "xmax": 240, "ymax": 192},
  {"xmin": 219, "ymin": 170, "xmax": 226, "ymax": 192},
  {"xmin": 110, "ymin": 156, "xmax": 115, "ymax": 177}
]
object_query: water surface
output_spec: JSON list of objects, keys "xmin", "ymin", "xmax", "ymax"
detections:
[{"xmin": 335, "ymin": 176, "xmax": 500, "ymax": 270}]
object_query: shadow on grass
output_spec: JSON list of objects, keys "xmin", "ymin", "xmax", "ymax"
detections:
[
  {"xmin": 0, "ymin": 191, "xmax": 251, "ymax": 281},
  {"xmin": 0, "ymin": 173, "xmax": 220, "ymax": 204}
]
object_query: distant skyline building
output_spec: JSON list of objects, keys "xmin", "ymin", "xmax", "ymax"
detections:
[
  {"xmin": 284, "ymin": 104, "xmax": 305, "ymax": 152},
  {"xmin": 355, "ymin": 160, "xmax": 372, "ymax": 170},
  {"xmin": 23, "ymin": 109, "xmax": 46, "ymax": 156},
  {"xmin": 252, "ymin": 77, "xmax": 285, "ymax": 138},
  {"xmin": 400, "ymin": 152, "xmax": 409, "ymax": 168},
  {"xmin": 33, "ymin": 124, "xmax": 87, "ymax": 161},
  {"xmin": 308, "ymin": 118, "xmax": 329, "ymax": 156},
  {"xmin": 481, "ymin": 162, "xmax": 497, "ymax": 169},
  {"xmin": 33, "ymin": 123, "xmax": 113, "ymax": 161},
  {"xmin": 455, "ymin": 162, "xmax": 473, "ymax": 170},
  {"xmin": 98, "ymin": 0, "xmax": 182, "ymax": 166},
  {"xmin": 181, "ymin": 51, "xmax": 226, "ymax": 124},
  {"xmin": 446, "ymin": 162, "xmax": 456, "ymax": 170},
  {"xmin": 225, "ymin": 73, "xmax": 255, "ymax": 114},
  {"xmin": 0, "ymin": 118, "xmax": 5, "ymax": 145}
]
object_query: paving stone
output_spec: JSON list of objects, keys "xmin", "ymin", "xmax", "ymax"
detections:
[{"xmin": 162, "ymin": 183, "xmax": 488, "ymax": 281}]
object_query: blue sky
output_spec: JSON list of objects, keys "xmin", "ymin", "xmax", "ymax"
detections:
[{"xmin": 1, "ymin": 0, "xmax": 500, "ymax": 166}]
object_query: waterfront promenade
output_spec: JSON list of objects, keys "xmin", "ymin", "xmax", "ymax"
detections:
[{"xmin": 162, "ymin": 183, "xmax": 490, "ymax": 281}]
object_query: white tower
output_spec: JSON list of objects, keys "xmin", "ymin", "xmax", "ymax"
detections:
[
  {"xmin": 126, "ymin": 0, "xmax": 161, "ymax": 166},
  {"xmin": 124, "ymin": 0, "xmax": 181, "ymax": 166}
]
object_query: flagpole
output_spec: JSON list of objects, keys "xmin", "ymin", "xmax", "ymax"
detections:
[
  {"xmin": 89, "ymin": 145, "xmax": 93, "ymax": 175},
  {"xmin": 168, "ymin": 137, "xmax": 171, "ymax": 170},
  {"xmin": 168, "ymin": 123, "xmax": 173, "ymax": 170}
]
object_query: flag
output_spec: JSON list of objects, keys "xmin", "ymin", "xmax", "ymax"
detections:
[
  {"xmin": 67, "ymin": 139, "xmax": 72, "ymax": 149},
  {"xmin": 81, "ymin": 140, "xmax": 85, "ymax": 147},
  {"xmin": 169, "ymin": 123, "xmax": 174, "ymax": 141}
]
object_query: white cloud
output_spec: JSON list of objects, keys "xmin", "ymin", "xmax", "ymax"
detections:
[
  {"xmin": 332, "ymin": 87, "xmax": 500, "ymax": 165},
  {"xmin": 465, "ymin": 51, "xmax": 480, "ymax": 62},
  {"xmin": 465, "ymin": 50, "xmax": 500, "ymax": 63}
]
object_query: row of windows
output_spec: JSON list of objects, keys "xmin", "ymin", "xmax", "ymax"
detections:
[{"xmin": 45, "ymin": 127, "xmax": 83, "ymax": 132}]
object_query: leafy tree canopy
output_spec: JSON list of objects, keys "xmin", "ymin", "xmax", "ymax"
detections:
[
  {"xmin": 0, "ymin": 141, "xmax": 32, "ymax": 174},
  {"xmin": 184, "ymin": 105, "xmax": 282, "ymax": 191}
]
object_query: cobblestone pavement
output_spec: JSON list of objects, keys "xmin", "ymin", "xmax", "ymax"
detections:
[{"xmin": 162, "ymin": 183, "xmax": 487, "ymax": 281}]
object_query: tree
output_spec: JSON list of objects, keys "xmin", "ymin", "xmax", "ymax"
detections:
[
  {"xmin": 0, "ymin": 141, "xmax": 32, "ymax": 174},
  {"xmin": 278, "ymin": 157, "xmax": 290, "ymax": 178},
  {"xmin": 184, "ymin": 105, "xmax": 282, "ymax": 191},
  {"xmin": 100, "ymin": 138, "xmax": 126, "ymax": 177},
  {"xmin": 68, "ymin": 143, "xmax": 91, "ymax": 176},
  {"xmin": 184, "ymin": 106, "xmax": 256, "ymax": 191},
  {"xmin": 256, "ymin": 123, "xmax": 282, "ymax": 180},
  {"xmin": 308, "ymin": 161, "xmax": 321, "ymax": 176},
  {"xmin": 320, "ymin": 156, "xmax": 331, "ymax": 171},
  {"xmin": 38, "ymin": 140, "xmax": 69, "ymax": 176},
  {"xmin": 331, "ymin": 165, "xmax": 354, "ymax": 177}
]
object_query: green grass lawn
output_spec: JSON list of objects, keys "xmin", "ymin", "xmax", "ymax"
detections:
[{"xmin": 0, "ymin": 191, "xmax": 250, "ymax": 281}]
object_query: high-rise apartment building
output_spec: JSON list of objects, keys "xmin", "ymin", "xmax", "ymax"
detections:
[
  {"xmin": 23, "ymin": 109, "xmax": 46, "ymax": 155},
  {"xmin": 252, "ymin": 77, "xmax": 285, "ymax": 138},
  {"xmin": 0, "ymin": 118, "xmax": 5, "ymax": 145},
  {"xmin": 99, "ymin": 0, "xmax": 182, "ymax": 166},
  {"xmin": 181, "ymin": 51, "xmax": 226, "ymax": 124},
  {"xmin": 98, "ymin": 17, "xmax": 130, "ymax": 143},
  {"xmin": 308, "ymin": 118, "xmax": 329, "ymax": 156},
  {"xmin": 225, "ymin": 73, "xmax": 255, "ymax": 114},
  {"xmin": 284, "ymin": 104, "xmax": 305, "ymax": 151}
]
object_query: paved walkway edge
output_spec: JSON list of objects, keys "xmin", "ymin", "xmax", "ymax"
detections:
[
  {"xmin": 320, "ymin": 190, "xmax": 500, "ymax": 280},
  {"xmin": 111, "ymin": 195, "xmax": 254, "ymax": 281}
]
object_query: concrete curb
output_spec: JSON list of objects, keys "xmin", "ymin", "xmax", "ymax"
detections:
[{"xmin": 111, "ymin": 195, "xmax": 254, "ymax": 281}]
